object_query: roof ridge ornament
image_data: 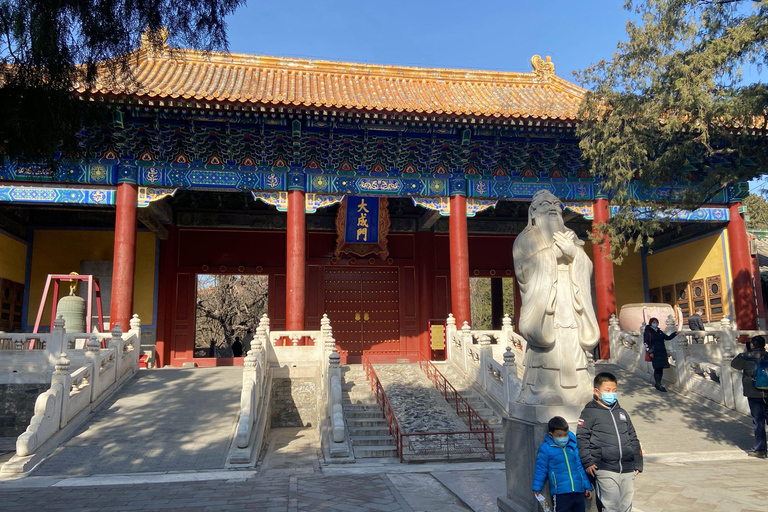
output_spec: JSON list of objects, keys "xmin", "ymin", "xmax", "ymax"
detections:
[
  {"xmin": 531, "ymin": 55, "xmax": 555, "ymax": 83},
  {"xmin": 140, "ymin": 26, "xmax": 169, "ymax": 57}
]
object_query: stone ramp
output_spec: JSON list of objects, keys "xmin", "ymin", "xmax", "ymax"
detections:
[
  {"xmin": 32, "ymin": 367, "xmax": 242, "ymax": 476},
  {"xmin": 375, "ymin": 364, "xmax": 493, "ymax": 461},
  {"xmin": 599, "ymin": 362, "xmax": 754, "ymax": 459}
]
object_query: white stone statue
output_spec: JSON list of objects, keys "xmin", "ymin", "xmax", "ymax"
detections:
[{"xmin": 513, "ymin": 190, "xmax": 600, "ymax": 405}]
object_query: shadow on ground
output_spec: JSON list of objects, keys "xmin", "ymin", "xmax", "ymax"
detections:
[
  {"xmin": 32, "ymin": 367, "xmax": 242, "ymax": 476},
  {"xmin": 599, "ymin": 363, "xmax": 754, "ymax": 455}
]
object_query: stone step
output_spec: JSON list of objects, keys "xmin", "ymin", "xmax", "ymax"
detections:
[
  {"xmin": 342, "ymin": 393, "xmax": 377, "ymax": 402},
  {"xmin": 342, "ymin": 397, "xmax": 378, "ymax": 405},
  {"xmin": 342, "ymin": 403, "xmax": 381, "ymax": 412},
  {"xmin": 349, "ymin": 435, "xmax": 396, "ymax": 446},
  {"xmin": 342, "ymin": 374, "xmax": 368, "ymax": 380},
  {"xmin": 348, "ymin": 426, "xmax": 391, "ymax": 436},
  {"xmin": 347, "ymin": 418, "xmax": 388, "ymax": 428},
  {"xmin": 344, "ymin": 410, "xmax": 385, "ymax": 419},
  {"xmin": 342, "ymin": 390, "xmax": 375, "ymax": 397},
  {"xmin": 353, "ymin": 445, "xmax": 398, "ymax": 458}
]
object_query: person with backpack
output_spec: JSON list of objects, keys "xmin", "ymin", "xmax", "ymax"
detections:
[
  {"xmin": 731, "ymin": 335, "xmax": 768, "ymax": 458},
  {"xmin": 533, "ymin": 416, "xmax": 593, "ymax": 512}
]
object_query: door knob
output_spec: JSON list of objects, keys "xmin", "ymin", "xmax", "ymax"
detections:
[
  {"xmin": 355, "ymin": 312, "xmax": 361, "ymax": 321},
  {"xmin": 364, "ymin": 312, "xmax": 370, "ymax": 321}
]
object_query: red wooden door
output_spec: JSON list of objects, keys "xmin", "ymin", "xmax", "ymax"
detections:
[
  {"xmin": 324, "ymin": 269, "xmax": 363, "ymax": 362},
  {"xmin": 324, "ymin": 268, "xmax": 400, "ymax": 363},
  {"xmin": 361, "ymin": 269, "xmax": 400, "ymax": 359}
]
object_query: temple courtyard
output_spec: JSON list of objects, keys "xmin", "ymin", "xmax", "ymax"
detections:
[{"xmin": 0, "ymin": 363, "xmax": 764, "ymax": 512}]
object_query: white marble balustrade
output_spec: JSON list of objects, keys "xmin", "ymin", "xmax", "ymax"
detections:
[
  {"xmin": 444, "ymin": 314, "xmax": 524, "ymax": 415},
  {"xmin": 608, "ymin": 313, "xmax": 768, "ymax": 415}
]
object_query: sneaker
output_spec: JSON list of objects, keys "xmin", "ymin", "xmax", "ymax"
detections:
[{"xmin": 748, "ymin": 451, "xmax": 767, "ymax": 458}]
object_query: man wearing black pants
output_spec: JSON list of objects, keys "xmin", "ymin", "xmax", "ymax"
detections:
[{"xmin": 731, "ymin": 336, "xmax": 768, "ymax": 458}]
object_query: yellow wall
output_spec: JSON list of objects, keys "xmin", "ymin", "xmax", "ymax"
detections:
[
  {"xmin": 646, "ymin": 231, "xmax": 730, "ymax": 316},
  {"xmin": 0, "ymin": 232, "xmax": 27, "ymax": 284},
  {"xmin": 583, "ymin": 240, "xmax": 645, "ymax": 312},
  {"xmin": 27, "ymin": 230, "xmax": 156, "ymax": 327},
  {"xmin": 614, "ymin": 247, "xmax": 645, "ymax": 311}
]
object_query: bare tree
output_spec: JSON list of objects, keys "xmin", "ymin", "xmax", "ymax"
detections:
[{"xmin": 194, "ymin": 275, "xmax": 268, "ymax": 357}]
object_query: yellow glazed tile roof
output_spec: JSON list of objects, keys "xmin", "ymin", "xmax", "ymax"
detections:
[{"xmin": 84, "ymin": 47, "xmax": 585, "ymax": 120}]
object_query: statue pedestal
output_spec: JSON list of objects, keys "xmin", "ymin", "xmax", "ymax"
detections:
[{"xmin": 497, "ymin": 403, "xmax": 584, "ymax": 512}]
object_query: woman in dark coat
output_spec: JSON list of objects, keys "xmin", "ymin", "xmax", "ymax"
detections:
[{"xmin": 644, "ymin": 317, "xmax": 677, "ymax": 392}]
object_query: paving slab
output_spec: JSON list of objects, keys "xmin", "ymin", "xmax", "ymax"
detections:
[
  {"xmin": 431, "ymin": 469, "xmax": 505, "ymax": 512},
  {"xmin": 633, "ymin": 459, "xmax": 768, "ymax": 512},
  {"xmin": 32, "ymin": 367, "xmax": 242, "ymax": 476},
  {"xmin": 386, "ymin": 472, "xmax": 471, "ymax": 512}
]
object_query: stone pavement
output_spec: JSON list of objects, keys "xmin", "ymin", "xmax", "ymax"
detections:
[
  {"xmin": 633, "ymin": 459, "xmax": 768, "ymax": 512},
  {"xmin": 33, "ymin": 367, "xmax": 243, "ymax": 476},
  {"xmin": 0, "ymin": 361, "xmax": 765, "ymax": 511},
  {"xmin": 597, "ymin": 362, "xmax": 755, "ymax": 459}
]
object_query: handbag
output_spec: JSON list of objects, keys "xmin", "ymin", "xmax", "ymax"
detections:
[{"xmin": 644, "ymin": 346, "xmax": 652, "ymax": 362}]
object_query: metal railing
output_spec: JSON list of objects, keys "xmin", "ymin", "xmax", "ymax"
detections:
[
  {"xmin": 362, "ymin": 354, "xmax": 403, "ymax": 461},
  {"xmin": 362, "ymin": 355, "xmax": 495, "ymax": 462},
  {"xmin": 419, "ymin": 360, "xmax": 495, "ymax": 459}
]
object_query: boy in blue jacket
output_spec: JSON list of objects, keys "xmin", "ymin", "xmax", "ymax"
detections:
[{"xmin": 533, "ymin": 416, "xmax": 593, "ymax": 512}]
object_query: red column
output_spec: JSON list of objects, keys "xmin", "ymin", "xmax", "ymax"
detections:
[
  {"xmin": 593, "ymin": 198, "xmax": 616, "ymax": 359},
  {"xmin": 750, "ymin": 243, "xmax": 766, "ymax": 329},
  {"xmin": 416, "ymin": 232, "xmax": 435, "ymax": 360},
  {"xmin": 110, "ymin": 182, "xmax": 139, "ymax": 330},
  {"xmin": 728, "ymin": 202, "xmax": 757, "ymax": 329},
  {"xmin": 286, "ymin": 190, "xmax": 306, "ymax": 331},
  {"xmin": 449, "ymin": 194, "xmax": 471, "ymax": 326}
]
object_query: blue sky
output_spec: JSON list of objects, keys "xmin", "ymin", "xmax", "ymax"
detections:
[
  {"xmin": 224, "ymin": 1, "xmax": 632, "ymax": 81},
  {"xmin": 224, "ymin": 1, "xmax": 766, "ymax": 192}
]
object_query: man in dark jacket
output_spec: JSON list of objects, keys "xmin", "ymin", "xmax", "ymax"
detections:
[
  {"xmin": 688, "ymin": 308, "xmax": 705, "ymax": 332},
  {"xmin": 577, "ymin": 372, "xmax": 643, "ymax": 512},
  {"xmin": 731, "ymin": 336, "xmax": 768, "ymax": 458}
]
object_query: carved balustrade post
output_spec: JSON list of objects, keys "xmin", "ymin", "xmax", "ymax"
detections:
[
  {"xmin": 717, "ymin": 317, "xmax": 739, "ymax": 409},
  {"xmin": 478, "ymin": 334, "xmax": 492, "ymax": 390},
  {"xmin": 260, "ymin": 314, "xmax": 270, "ymax": 340},
  {"xmin": 445, "ymin": 314, "xmax": 456, "ymax": 362},
  {"xmin": 85, "ymin": 335, "xmax": 101, "ymax": 403},
  {"xmin": 503, "ymin": 347, "xmax": 521, "ymax": 410},
  {"xmin": 110, "ymin": 323, "xmax": 124, "ymax": 380},
  {"xmin": 48, "ymin": 316, "xmax": 67, "ymax": 366},
  {"xmin": 672, "ymin": 332, "xmax": 691, "ymax": 392},
  {"xmin": 54, "ymin": 353, "xmax": 72, "ymax": 429},
  {"xmin": 501, "ymin": 314, "xmax": 513, "ymax": 346},
  {"xmin": 608, "ymin": 314, "xmax": 620, "ymax": 360},
  {"xmin": 461, "ymin": 321, "xmax": 472, "ymax": 374},
  {"xmin": 329, "ymin": 350, "xmax": 344, "ymax": 443}
]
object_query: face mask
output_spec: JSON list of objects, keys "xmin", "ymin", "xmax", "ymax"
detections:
[
  {"xmin": 651, "ymin": 323, "xmax": 658, "ymax": 329},
  {"xmin": 552, "ymin": 436, "xmax": 569, "ymax": 448},
  {"xmin": 601, "ymin": 392, "xmax": 618, "ymax": 406}
]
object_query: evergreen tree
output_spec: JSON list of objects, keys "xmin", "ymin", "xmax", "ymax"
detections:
[
  {"xmin": 0, "ymin": 0, "xmax": 246, "ymax": 163},
  {"xmin": 577, "ymin": 0, "xmax": 768, "ymax": 259},
  {"xmin": 746, "ymin": 192, "xmax": 768, "ymax": 230}
]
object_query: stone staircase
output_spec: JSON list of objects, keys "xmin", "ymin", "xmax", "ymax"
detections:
[
  {"xmin": 340, "ymin": 365, "xmax": 398, "ymax": 459},
  {"xmin": 431, "ymin": 362, "xmax": 505, "ymax": 456}
]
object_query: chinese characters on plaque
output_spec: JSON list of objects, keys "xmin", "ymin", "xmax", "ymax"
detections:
[{"xmin": 335, "ymin": 196, "xmax": 390, "ymax": 260}]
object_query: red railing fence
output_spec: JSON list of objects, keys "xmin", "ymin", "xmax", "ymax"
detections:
[
  {"xmin": 362, "ymin": 354, "xmax": 404, "ymax": 462},
  {"xmin": 361, "ymin": 355, "xmax": 495, "ymax": 462},
  {"xmin": 419, "ymin": 359, "xmax": 495, "ymax": 459}
]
